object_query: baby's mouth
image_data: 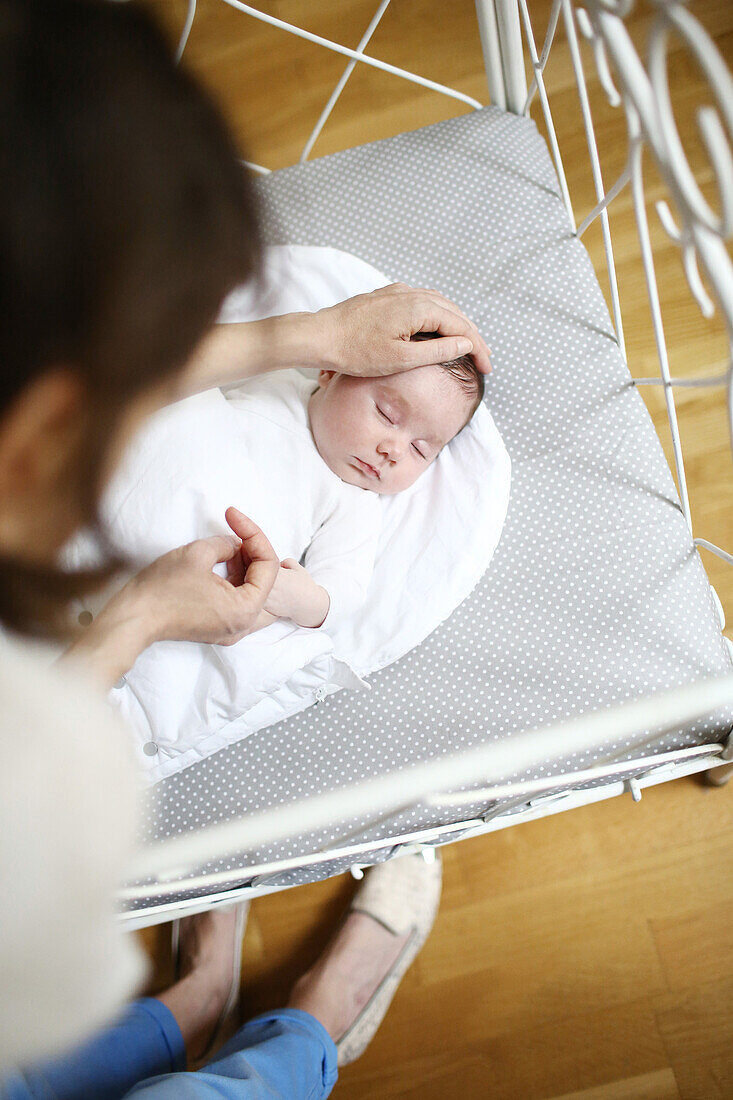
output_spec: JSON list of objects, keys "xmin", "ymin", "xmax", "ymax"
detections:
[{"xmin": 353, "ymin": 456, "xmax": 381, "ymax": 480}]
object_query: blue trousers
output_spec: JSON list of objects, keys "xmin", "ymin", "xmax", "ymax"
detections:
[{"xmin": 1, "ymin": 1000, "xmax": 338, "ymax": 1100}]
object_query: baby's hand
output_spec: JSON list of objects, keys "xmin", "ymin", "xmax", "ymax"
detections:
[{"xmin": 264, "ymin": 559, "xmax": 330, "ymax": 628}]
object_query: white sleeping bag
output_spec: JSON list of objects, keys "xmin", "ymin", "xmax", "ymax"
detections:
[{"xmin": 70, "ymin": 247, "xmax": 511, "ymax": 782}]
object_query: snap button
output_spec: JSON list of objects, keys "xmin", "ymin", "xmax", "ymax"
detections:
[
  {"xmin": 142, "ymin": 741, "xmax": 159, "ymax": 756},
  {"xmin": 113, "ymin": 676, "xmax": 125, "ymax": 690},
  {"xmin": 77, "ymin": 610, "xmax": 93, "ymax": 627}
]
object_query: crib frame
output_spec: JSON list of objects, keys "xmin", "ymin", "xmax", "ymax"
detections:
[{"xmin": 120, "ymin": 0, "xmax": 733, "ymax": 927}]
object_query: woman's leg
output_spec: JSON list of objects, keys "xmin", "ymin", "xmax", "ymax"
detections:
[
  {"xmin": 122, "ymin": 881, "xmax": 423, "ymax": 1099},
  {"xmin": 0, "ymin": 908, "xmax": 238, "ymax": 1100},
  {"xmin": 3, "ymin": 859, "xmax": 436, "ymax": 1100},
  {"xmin": 0, "ymin": 998, "xmax": 185, "ymax": 1100},
  {"xmin": 124, "ymin": 1009, "xmax": 337, "ymax": 1100},
  {"xmin": 157, "ymin": 907, "xmax": 245, "ymax": 1064}
]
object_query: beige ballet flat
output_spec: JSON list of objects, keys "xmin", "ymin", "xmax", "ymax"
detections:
[
  {"xmin": 336, "ymin": 850, "xmax": 443, "ymax": 1066},
  {"xmin": 171, "ymin": 901, "xmax": 249, "ymax": 1066}
]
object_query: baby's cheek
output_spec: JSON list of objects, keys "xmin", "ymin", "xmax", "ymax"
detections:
[{"xmin": 405, "ymin": 463, "xmax": 431, "ymax": 491}]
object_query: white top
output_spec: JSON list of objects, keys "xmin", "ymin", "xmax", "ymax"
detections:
[
  {"xmin": 0, "ymin": 634, "xmax": 145, "ymax": 1069},
  {"xmin": 220, "ymin": 370, "xmax": 382, "ymax": 629}
]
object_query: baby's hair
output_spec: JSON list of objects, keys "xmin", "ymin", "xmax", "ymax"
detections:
[{"xmin": 411, "ymin": 331, "xmax": 485, "ymax": 418}]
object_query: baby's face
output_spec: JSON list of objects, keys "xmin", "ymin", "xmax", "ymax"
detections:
[{"xmin": 308, "ymin": 365, "xmax": 474, "ymax": 495}]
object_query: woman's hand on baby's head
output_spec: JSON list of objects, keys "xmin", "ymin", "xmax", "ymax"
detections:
[{"xmin": 316, "ymin": 283, "xmax": 492, "ymax": 377}]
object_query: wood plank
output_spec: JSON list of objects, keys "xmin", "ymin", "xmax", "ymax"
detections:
[
  {"xmin": 339, "ymin": 997, "xmax": 672, "ymax": 1100},
  {"xmin": 548, "ymin": 1068, "xmax": 679, "ymax": 1100},
  {"xmin": 654, "ymin": 977, "xmax": 733, "ymax": 1098}
]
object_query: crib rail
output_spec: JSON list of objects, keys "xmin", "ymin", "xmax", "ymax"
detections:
[
  {"xmin": 122, "ymin": 674, "xmax": 733, "ymax": 900},
  {"xmin": 121, "ymin": 747, "xmax": 723, "ymax": 908},
  {"xmin": 538, "ymin": 0, "xmax": 733, "ymax": 543},
  {"xmin": 515, "ymin": 0, "xmax": 733, "ymax": 599},
  {"xmin": 177, "ymin": 0, "xmax": 483, "ymax": 178}
]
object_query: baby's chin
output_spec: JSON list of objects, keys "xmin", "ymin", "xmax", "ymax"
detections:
[{"xmin": 337, "ymin": 463, "xmax": 387, "ymax": 494}]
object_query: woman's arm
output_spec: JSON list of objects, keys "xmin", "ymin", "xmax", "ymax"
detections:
[
  {"xmin": 178, "ymin": 284, "xmax": 492, "ymax": 396},
  {"xmin": 60, "ymin": 508, "xmax": 279, "ymax": 691}
]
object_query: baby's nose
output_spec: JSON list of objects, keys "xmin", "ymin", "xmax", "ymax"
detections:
[{"xmin": 378, "ymin": 438, "xmax": 403, "ymax": 462}]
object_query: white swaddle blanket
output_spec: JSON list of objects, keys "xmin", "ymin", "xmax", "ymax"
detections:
[{"xmin": 70, "ymin": 247, "xmax": 511, "ymax": 783}]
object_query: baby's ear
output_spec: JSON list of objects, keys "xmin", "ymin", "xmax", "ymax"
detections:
[{"xmin": 318, "ymin": 369, "xmax": 337, "ymax": 389}]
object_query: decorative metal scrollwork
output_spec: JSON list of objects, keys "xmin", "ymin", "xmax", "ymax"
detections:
[{"xmin": 578, "ymin": 0, "xmax": 733, "ymax": 337}]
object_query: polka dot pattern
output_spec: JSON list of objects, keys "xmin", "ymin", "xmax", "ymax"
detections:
[{"xmin": 128, "ymin": 106, "xmax": 732, "ymax": 910}]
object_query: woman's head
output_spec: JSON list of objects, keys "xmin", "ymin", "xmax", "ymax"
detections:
[{"xmin": 0, "ymin": 0, "xmax": 262, "ymax": 631}]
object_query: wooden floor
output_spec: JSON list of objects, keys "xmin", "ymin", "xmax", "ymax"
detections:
[{"xmin": 140, "ymin": 2, "xmax": 733, "ymax": 1096}]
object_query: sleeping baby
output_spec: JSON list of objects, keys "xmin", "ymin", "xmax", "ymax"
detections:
[
  {"xmin": 67, "ymin": 335, "xmax": 484, "ymax": 639},
  {"xmin": 235, "ymin": 336, "xmax": 486, "ymax": 636}
]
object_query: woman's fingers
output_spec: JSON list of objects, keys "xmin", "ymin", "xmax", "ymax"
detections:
[
  {"xmin": 225, "ymin": 547, "xmax": 245, "ymax": 588},
  {"xmin": 401, "ymin": 334, "xmax": 481, "ymax": 369},
  {"xmin": 405, "ymin": 292, "xmax": 492, "ymax": 373},
  {"xmin": 224, "ymin": 507, "xmax": 280, "ymax": 605},
  {"xmin": 383, "ymin": 284, "xmax": 492, "ymax": 372},
  {"xmin": 198, "ymin": 533, "xmax": 243, "ymax": 566},
  {"xmin": 177, "ymin": 511, "xmax": 280, "ymax": 638},
  {"xmin": 328, "ymin": 283, "xmax": 492, "ymax": 377}
]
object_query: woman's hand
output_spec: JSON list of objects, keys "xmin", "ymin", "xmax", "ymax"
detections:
[
  {"xmin": 130, "ymin": 508, "xmax": 279, "ymax": 646},
  {"xmin": 314, "ymin": 283, "xmax": 493, "ymax": 376},
  {"xmin": 62, "ymin": 508, "xmax": 279, "ymax": 689},
  {"xmin": 179, "ymin": 284, "xmax": 491, "ymax": 397}
]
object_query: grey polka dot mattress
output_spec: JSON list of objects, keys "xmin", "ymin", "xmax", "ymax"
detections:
[{"xmin": 130, "ymin": 105, "xmax": 732, "ymax": 911}]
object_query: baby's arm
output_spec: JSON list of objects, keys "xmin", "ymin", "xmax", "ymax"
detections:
[
  {"xmin": 258, "ymin": 491, "xmax": 379, "ymax": 632},
  {"xmin": 264, "ymin": 559, "xmax": 330, "ymax": 628},
  {"xmin": 298, "ymin": 491, "xmax": 381, "ymax": 632}
]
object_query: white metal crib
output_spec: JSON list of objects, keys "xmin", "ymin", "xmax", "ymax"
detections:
[{"xmin": 119, "ymin": 0, "xmax": 733, "ymax": 929}]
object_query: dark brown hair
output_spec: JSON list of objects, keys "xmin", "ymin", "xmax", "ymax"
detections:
[
  {"xmin": 0, "ymin": 0, "xmax": 262, "ymax": 634},
  {"xmin": 411, "ymin": 330, "xmax": 485, "ymax": 420}
]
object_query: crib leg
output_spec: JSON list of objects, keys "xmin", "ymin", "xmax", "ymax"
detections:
[{"xmin": 703, "ymin": 762, "xmax": 733, "ymax": 787}]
